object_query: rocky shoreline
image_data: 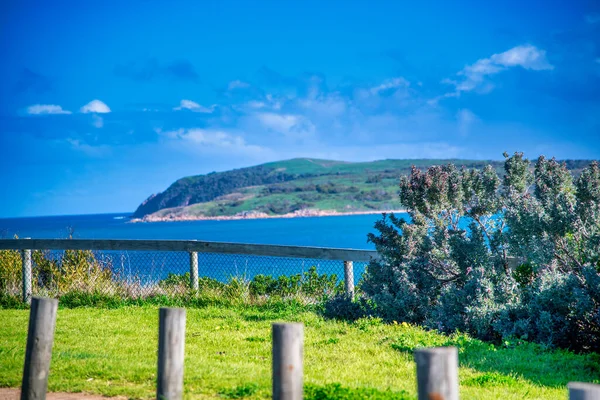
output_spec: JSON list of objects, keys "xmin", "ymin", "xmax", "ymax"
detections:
[{"xmin": 129, "ymin": 208, "xmax": 407, "ymax": 223}]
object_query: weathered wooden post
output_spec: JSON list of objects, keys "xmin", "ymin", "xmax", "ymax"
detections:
[
  {"xmin": 272, "ymin": 323, "xmax": 303, "ymax": 400},
  {"xmin": 414, "ymin": 346, "xmax": 459, "ymax": 400},
  {"xmin": 189, "ymin": 252, "xmax": 199, "ymax": 290},
  {"xmin": 343, "ymin": 260, "xmax": 354, "ymax": 298},
  {"xmin": 568, "ymin": 382, "xmax": 600, "ymax": 400},
  {"xmin": 21, "ymin": 238, "xmax": 32, "ymax": 304},
  {"xmin": 21, "ymin": 297, "xmax": 59, "ymax": 400},
  {"xmin": 157, "ymin": 308, "xmax": 186, "ymax": 400}
]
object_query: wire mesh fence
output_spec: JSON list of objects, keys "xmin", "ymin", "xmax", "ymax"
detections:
[{"xmin": 0, "ymin": 240, "xmax": 372, "ymax": 302}]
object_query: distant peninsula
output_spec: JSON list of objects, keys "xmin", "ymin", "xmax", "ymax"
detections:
[{"xmin": 130, "ymin": 157, "xmax": 593, "ymax": 222}]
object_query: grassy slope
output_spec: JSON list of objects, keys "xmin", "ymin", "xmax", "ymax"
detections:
[
  {"xmin": 147, "ymin": 158, "xmax": 503, "ymax": 219},
  {"xmin": 1, "ymin": 306, "xmax": 598, "ymax": 399}
]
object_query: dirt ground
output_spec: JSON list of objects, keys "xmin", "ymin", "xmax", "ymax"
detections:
[{"xmin": 0, "ymin": 388, "xmax": 127, "ymax": 400}]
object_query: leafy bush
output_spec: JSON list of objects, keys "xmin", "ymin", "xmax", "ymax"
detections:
[
  {"xmin": 322, "ymin": 294, "xmax": 376, "ymax": 321},
  {"xmin": 32, "ymin": 249, "xmax": 113, "ymax": 293},
  {"xmin": 159, "ymin": 273, "xmax": 226, "ymax": 291},
  {"xmin": 0, "ymin": 245, "xmax": 114, "ymax": 297},
  {"xmin": 0, "ymin": 249, "xmax": 21, "ymax": 295},
  {"xmin": 361, "ymin": 153, "xmax": 600, "ymax": 352},
  {"xmin": 249, "ymin": 266, "xmax": 342, "ymax": 299}
]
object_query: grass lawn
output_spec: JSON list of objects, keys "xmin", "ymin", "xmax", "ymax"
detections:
[{"xmin": 0, "ymin": 305, "xmax": 598, "ymax": 399}]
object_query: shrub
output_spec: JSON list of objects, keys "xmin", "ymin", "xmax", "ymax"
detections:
[
  {"xmin": 0, "ymin": 246, "xmax": 115, "ymax": 297},
  {"xmin": 249, "ymin": 266, "xmax": 342, "ymax": 299},
  {"xmin": 361, "ymin": 153, "xmax": 600, "ymax": 352},
  {"xmin": 32, "ymin": 249, "xmax": 114, "ymax": 293},
  {"xmin": 0, "ymin": 249, "xmax": 22, "ymax": 295}
]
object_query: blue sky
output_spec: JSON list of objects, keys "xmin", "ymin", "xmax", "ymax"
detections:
[{"xmin": 0, "ymin": 0, "xmax": 599, "ymax": 217}]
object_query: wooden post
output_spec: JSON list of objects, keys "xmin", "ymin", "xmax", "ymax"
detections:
[
  {"xmin": 272, "ymin": 323, "xmax": 303, "ymax": 400},
  {"xmin": 21, "ymin": 239, "xmax": 32, "ymax": 304},
  {"xmin": 568, "ymin": 382, "xmax": 600, "ymax": 400},
  {"xmin": 343, "ymin": 261, "xmax": 354, "ymax": 298},
  {"xmin": 157, "ymin": 308, "xmax": 186, "ymax": 400},
  {"xmin": 414, "ymin": 346, "xmax": 459, "ymax": 400},
  {"xmin": 21, "ymin": 297, "xmax": 59, "ymax": 400},
  {"xmin": 189, "ymin": 252, "xmax": 199, "ymax": 290}
]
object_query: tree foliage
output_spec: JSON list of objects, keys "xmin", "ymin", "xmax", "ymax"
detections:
[{"xmin": 362, "ymin": 153, "xmax": 600, "ymax": 352}]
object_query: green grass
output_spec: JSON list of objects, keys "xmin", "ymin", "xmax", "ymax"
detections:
[{"xmin": 1, "ymin": 304, "xmax": 598, "ymax": 399}]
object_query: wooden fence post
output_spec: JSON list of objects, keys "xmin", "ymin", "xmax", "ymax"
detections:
[
  {"xmin": 272, "ymin": 323, "xmax": 303, "ymax": 400},
  {"xmin": 21, "ymin": 297, "xmax": 59, "ymax": 400},
  {"xmin": 21, "ymin": 238, "xmax": 32, "ymax": 304},
  {"xmin": 343, "ymin": 261, "xmax": 354, "ymax": 298},
  {"xmin": 189, "ymin": 252, "xmax": 199, "ymax": 290},
  {"xmin": 157, "ymin": 308, "xmax": 186, "ymax": 400},
  {"xmin": 414, "ymin": 346, "xmax": 459, "ymax": 400},
  {"xmin": 568, "ymin": 382, "xmax": 600, "ymax": 400}
]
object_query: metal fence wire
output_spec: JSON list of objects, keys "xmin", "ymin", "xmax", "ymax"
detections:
[{"xmin": 0, "ymin": 241, "xmax": 372, "ymax": 301}]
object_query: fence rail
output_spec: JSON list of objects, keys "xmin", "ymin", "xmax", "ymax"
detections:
[{"xmin": 0, "ymin": 239, "xmax": 379, "ymax": 261}]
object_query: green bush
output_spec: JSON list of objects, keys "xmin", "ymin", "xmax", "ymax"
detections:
[
  {"xmin": 32, "ymin": 249, "xmax": 113, "ymax": 293},
  {"xmin": 361, "ymin": 153, "xmax": 600, "ymax": 352},
  {"xmin": 249, "ymin": 266, "xmax": 342, "ymax": 298},
  {"xmin": 1, "ymin": 246, "xmax": 114, "ymax": 297},
  {"xmin": 0, "ymin": 249, "xmax": 22, "ymax": 294}
]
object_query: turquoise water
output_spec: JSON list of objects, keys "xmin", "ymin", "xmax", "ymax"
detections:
[
  {"xmin": 0, "ymin": 212, "xmax": 411, "ymax": 249},
  {"xmin": 0, "ymin": 213, "xmax": 408, "ymax": 283}
]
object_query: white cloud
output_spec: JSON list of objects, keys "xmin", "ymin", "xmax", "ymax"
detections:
[
  {"xmin": 228, "ymin": 80, "xmax": 251, "ymax": 90},
  {"xmin": 490, "ymin": 45, "xmax": 554, "ymax": 70},
  {"xmin": 161, "ymin": 128, "xmax": 268, "ymax": 156},
  {"xmin": 173, "ymin": 99, "xmax": 215, "ymax": 113},
  {"xmin": 256, "ymin": 112, "xmax": 301, "ymax": 133},
  {"xmin": 26, "ymin": 104, "xmax": 72, "ymax": 115},
  {"xmin": 80, "ymin": 100, "xmax": 111, "ymax": 114},
  {"xmin": 370, "ymin": 77, "xmax": 410, "ymax": 94},
  {"xmin": 442, "ymin": 44, "xmax": 553, "ymax": 98}
]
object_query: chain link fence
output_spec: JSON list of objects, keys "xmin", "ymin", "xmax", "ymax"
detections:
[{"xmin": 0, "ymin": 240, "xmax": 373, "ymax": 302}]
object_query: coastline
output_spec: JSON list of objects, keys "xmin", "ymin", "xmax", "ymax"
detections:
[{"xmin": 129, "ymin": 208, "xmax": 407, "ymax": 223}]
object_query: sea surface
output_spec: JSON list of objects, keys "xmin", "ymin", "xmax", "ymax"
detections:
[
  {"xmin": 0, "ymin": 213, "xmax": 408, "ymax": 283},
  {"xmin": 0, "ymin": 212, "xmax": 408, "ymax": 249}
]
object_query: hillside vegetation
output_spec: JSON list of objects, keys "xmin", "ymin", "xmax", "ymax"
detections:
[{"xmin": 132, "ymin": 158, "xmax": 592, "ymax": 220}]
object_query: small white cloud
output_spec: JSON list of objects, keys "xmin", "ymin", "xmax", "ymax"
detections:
[
  {"xmin": 490, "ymin": 45, "xmax": 554, "ymax": 70},
  {"xmin": 256, "ymin": 112, "xmax": 300, "ymax": 133},
  {"xmin": 173, "ymin": 99, "xmax": 215, "ymax": 113},
  {"xmin": 26, "ymin": 104, "xmax": 72, "ymax": 115},
  {"xmin": 161, "ymin": 128, "xmax": 268, "ymax": 156},
  {"xmin": 370, "ymin": 77, "xmax": 410, "ymax": 94},
  {"xmin": 228, "ymin": 80, "xmax": 250, "ymax": 90},
  {"xmin": 442, "ymin": 44, "xmax": 553, "ymax": 98},
  {"xmin": 80, "ymin": 100, "xmax": 111, "ymax": 113}
]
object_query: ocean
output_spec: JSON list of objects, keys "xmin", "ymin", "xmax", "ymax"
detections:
[
  {"xmin": 0, "ymin": 213, "xmax": 407, "ymax": 283},
  {"xmin": 0, "ymin": 212, "xmax": 405, "ymax": 249}
]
